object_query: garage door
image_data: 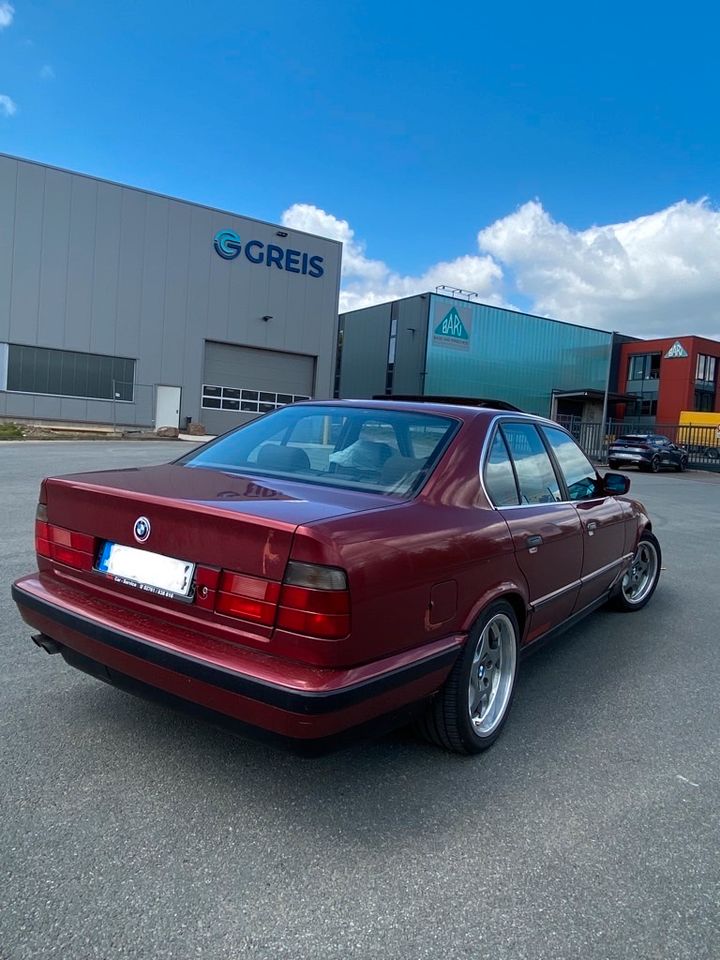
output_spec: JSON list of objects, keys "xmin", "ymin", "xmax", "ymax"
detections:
[{"xmin": 201, "ymin": 341, "xmax": 315, "ymax": 435}]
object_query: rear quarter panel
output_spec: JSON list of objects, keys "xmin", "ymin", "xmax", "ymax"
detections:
[{"xmin": 283, "ymin": 499, "xmax": 527, "ymax": 668}]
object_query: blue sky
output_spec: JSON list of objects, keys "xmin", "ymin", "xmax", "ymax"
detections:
[{"xmin": 1, "ymin": 1, "xmax": 720, "ymax": 336}]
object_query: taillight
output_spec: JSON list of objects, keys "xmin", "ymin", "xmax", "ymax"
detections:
[
  {"xmin": 277, "ymin": 561, "xmax": 350, "ymax": 640},
  {"xmin": 214, "ymin": 560, "xmax": 351, "ymax": 640},
  {"xmin": 35, "ymin": 506, "xmax": 95, "ymax": 571},
  {"xmin": 216, "ymin": 572, "xmax": 280, "ymax": 625}
]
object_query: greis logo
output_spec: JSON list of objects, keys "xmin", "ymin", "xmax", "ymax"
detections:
[
  {"xmin": 212, "ymin": 229, "xmax": 325, "ymax": 277},
  {"xmin": 213, "ymin": 230, "xmax": 242, "ymax": 260}
]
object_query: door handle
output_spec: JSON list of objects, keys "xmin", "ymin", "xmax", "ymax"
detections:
[
  {"xmin": 587, "ymin": 521, "xmax": 598, "ymax": 536},
  {"xmin": 526, "ymin": 535, "xmax": 543, "ymax": 548}
]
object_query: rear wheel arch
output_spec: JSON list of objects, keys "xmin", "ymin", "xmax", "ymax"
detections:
[
  {"xmin": 462, "ymin": 587, "xmax": 528, "ymax": 643},
  {"xmin": 502, "ymin": 592, "xmax": 527, "ymax": 642}
]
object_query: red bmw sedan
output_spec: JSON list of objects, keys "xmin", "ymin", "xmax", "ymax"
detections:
[{"xmin": 12, "ymin": 400, "xmax": 661, "ymax": 754}]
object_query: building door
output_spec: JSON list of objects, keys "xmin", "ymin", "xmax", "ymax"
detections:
[
  {"xmin": 201, "ymin": 341, "xmax": 315, "ymax": 436},
  {"xmin": 155, "ymin": 385, "xmax": 181, "ymax": 429}
]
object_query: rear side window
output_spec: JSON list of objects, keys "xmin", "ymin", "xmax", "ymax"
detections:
[
  {"xmin": 542, "ymin": 426, "xmax": 599, "ymax": 501},
  {"xmin": 501, "ymin": 423, "xmax": 561, "ymax": 505},
  {"xmin": 484, "ymin": 431, "xmax": 520, "ymax": 506}
]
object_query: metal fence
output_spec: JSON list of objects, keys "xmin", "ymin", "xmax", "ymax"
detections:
[{"xmin": 556, "ymin": 417, "xmax": 720, "ymax": 471}]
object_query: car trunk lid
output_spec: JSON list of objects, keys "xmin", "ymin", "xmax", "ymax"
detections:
[{"xmin": 43, "ymin": 463, "xmax": 387, "ymax": 581}]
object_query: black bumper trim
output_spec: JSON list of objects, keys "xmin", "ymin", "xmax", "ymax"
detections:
[
  {"xmin": 11, "ymin": 583, "xmax": 460, "ymax": 716},
  {"xmin": 57, "ymin": 646, "xmax": 429, "ymax": 755}
]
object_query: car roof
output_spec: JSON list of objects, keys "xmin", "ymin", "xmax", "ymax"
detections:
[{"xmin": 295, "ymin": 398, "xmax": 546, "ymax": 425}]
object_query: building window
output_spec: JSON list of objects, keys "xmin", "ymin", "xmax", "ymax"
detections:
[
  {"xmin": 201, "ymin": 384, "xmax": 310, "ymax": 414},
  {"xmin": 385, "ymin": 310, "xmax": 398, "ymax": 395},
  {"xmin": 694, "ymin": 354, "xmax": 717, "ymax": 411},
  {"xmin": 625, "ymin": 398, "xmax": 658, "ymax": 418},
  {"xmin": 4, "ymin": 344, "xmax": 135, "ymax": 401},
  {"xmin": 627, "ymin": 353, "xmax": 661, "ymax": 381},
  {"xmin": 694, "ymin": 390, "xmax": 715, "ymax": 412},
  {"xmin": 333, "ymin": 320, "xmax": 344, "ymax": 398},
  {"xmin": 696, "ymin": 354, "xmax": 717, "ymax": 384}
]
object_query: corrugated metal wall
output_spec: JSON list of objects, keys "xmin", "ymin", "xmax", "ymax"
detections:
[
  {"xmin": 337, "ymin": 296, "xmax": 430, "ymax": 399},
  {"xmin": 425, "ymin": 295, "xmax": 612, "ymax": 416},
  {"xmin": 0, "ymin": 154, "xmax": 342, "ymax": 427}
]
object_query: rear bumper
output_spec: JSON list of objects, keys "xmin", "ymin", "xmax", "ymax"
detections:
[
  {"xmin": 11, "ymin": 574, "xmax": 463, "ymax": 747},
  {"xmin": 609, "ymin": 453, "xmax": 647, "ymax": 465}
]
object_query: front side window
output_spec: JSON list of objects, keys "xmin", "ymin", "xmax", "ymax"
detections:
[
  {"xmin": 542, "ymin": 426, "xmax": 599, "ymax": 501},
  {"xmin": 181, "ymin": 405, "xmax": 459, "ymax": 498},
  {"xmin": 500, "ymin": 423, "xmax": 561, "ymax": 505}
]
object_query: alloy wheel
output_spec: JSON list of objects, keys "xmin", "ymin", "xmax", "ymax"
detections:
[
  {"xmin": 621, "ymin": 539, "xmax": 659, "ymax": 606},
  {"xmin": 468, "ymin": 613, "xmax": 517, "ymax": 735}
]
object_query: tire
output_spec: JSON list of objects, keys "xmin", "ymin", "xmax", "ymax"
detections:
[
  {"xmin": 650, "ymin": 457, "xmax": 660, "ymax": 473},
  {"xmin": 676, "ymin": 457, "xmax": 687, "ymax": 472},
  {"xmin": 608, "ymin": 531, "xmax": 661, "ymax": 612},
  {"xmin": 608, "ymin": 460, "xmax": 620, "ymax": 470},
  {"xmin": 416, "ymin": 600, "xmax": 520, "ymax": 754}
]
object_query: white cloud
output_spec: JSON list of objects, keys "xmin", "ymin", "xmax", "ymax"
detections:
[
  {"xmin": 0, "ymin": 2, "xmax": 14, "ymax": 29},
  {"xmin": 282, "ymin": 203, "xmax": 504, "ymax": 313},
  {"xmin": 0, "ymin": 94, "xmax": 17, "ymax": 117},
  {"xmin": 478, "ymin": 199, "xmax": 720, "ymax": 338},
  {"xmin": 40, "ymin": 64, "xmax": 55, "ymax": 80},
  {"xmin": 284, "ymin": 199, "xmax": 720, "ymax": 339}
]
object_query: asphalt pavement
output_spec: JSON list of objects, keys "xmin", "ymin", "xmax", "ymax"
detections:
[{"xmin": 1, "ymin": 442, "xmax": 718, "ymax": 960}]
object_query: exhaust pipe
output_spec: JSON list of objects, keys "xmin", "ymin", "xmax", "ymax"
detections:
[{"xmin": 32, "ymin": 634, "xmax": 61, "ymax": 655}]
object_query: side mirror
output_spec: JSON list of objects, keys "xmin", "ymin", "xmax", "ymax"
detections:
[{"xmin": 603, "ymin": 472, "xmax": 630, "ymax": 496}]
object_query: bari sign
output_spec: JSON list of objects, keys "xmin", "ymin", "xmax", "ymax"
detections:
[
  {"xmin": 664, "ymin": 341, "xmax": 688, "ymax": 359},
  {"xmin": 433, "ymin": 305, "xmax": 472, "ymax": 350}
]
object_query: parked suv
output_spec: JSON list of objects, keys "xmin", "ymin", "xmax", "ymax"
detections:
[{"xmin": 608, "ymin": 434, "xmax": 688, "ymax": 472}]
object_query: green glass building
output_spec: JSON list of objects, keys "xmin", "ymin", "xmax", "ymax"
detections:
[{"xmin": 336, "ymin": 293, "xmax": 626, "ymax": 421}]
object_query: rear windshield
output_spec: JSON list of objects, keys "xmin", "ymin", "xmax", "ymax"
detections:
[
  {"xmin": 180, "ymin": 404, "xmax": 460, "ymax": 497},
  {"xmin": 618, "ymin": 435, "xmax": 650, "ymax": 443}
]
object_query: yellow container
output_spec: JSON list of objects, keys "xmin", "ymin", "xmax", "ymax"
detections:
[{"xmin": 677, "ymin": 411, "xmax": 720, "ymax": 448}]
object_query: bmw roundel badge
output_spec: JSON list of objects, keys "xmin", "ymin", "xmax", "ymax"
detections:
[{"xmin": 133, "ymin": 516, "xmax": 151, "ymax": 543}]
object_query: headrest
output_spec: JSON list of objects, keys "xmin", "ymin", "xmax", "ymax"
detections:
[{"xmin": 256, "ymin": 444, "xmax": 311, "ymax": 472}]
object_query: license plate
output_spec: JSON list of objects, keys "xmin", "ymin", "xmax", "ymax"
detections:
[{"xmin": 97, "ymin": 542, "xmax": 195, "ymax": 599}]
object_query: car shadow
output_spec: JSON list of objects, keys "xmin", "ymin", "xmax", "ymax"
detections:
[{"xmin": 55, "ymin": 593, "xmax": 673, "ymax": 853}]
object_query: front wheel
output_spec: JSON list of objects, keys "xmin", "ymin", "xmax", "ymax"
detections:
[
  {"xmin": 650, "ymin": 457, "xmax": 660, "ymax": 473},
  {"xmin": 676, "ymin": 457, "xmax": 687, "ymax": 472},
  {"xmin": 609, "ymin": 532, "xmax": 661, "ymax": 611},
  {"xmin": 416, "ymin": 600, "xmax": 520, "ymax": 754}
]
